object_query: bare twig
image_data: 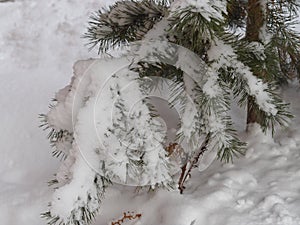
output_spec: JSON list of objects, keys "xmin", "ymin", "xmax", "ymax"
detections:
[
  {"xmin": 178, "ymin": 133, "xmax": 210, "ymax": 194},
  {"xmin": 111, "ymin": 212, "xmax": 142, "ymax": 225}
]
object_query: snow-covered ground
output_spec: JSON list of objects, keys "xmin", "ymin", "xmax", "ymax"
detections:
[
  {"xmin": 0, "ymin": 1, "xmax": 300, "ymax": 225},
  {"xmin": 0, "ymin": 0, "xmax": 101, "ymax": 224}
]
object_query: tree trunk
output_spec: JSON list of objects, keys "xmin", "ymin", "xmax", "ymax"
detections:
[{"xmin": 245, "ymin": 0, "xmax": 265, "ymax": 126}]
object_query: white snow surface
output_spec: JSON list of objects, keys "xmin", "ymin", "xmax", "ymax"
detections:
[{"xmin": 1, "ymin": 0, "xmax": 300, "ymax": 225}]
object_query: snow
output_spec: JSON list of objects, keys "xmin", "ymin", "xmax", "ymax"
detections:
[
  {"xmin": 207, "ymin": 39, "xmax": 279, "ymax": 116},
  {"xmin": 171, "ymin": 0, "xmax": 226, "ymax": 22},
  {"xmin": 1, "ymin": 0, "xmax": 300, "ymax": 225},
  {"xmin": 0, "ymin": 0, "xmax": 105, "ymax": 224},
  {"xmin": 65, "ymin": 58, "xmax": 171, "ymax": 187}
]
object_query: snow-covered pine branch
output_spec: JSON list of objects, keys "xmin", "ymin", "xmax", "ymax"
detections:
[{"xmin": 41, "ymin": 0, "xmax": 296, "ymax": 224}]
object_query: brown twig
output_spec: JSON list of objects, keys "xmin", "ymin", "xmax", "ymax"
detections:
[
  {"xmin": 111, "ymin": 212, "xmax": 142, "ymax": 225},
  {"xmin": 178, "ymin": 134, "xmax": 210, "ymax": 194},
  {"xmin": 166, "ymin": 143, "xmax": 179, "ymax": 156}
]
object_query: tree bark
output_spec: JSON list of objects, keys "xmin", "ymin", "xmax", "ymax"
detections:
[{"xmin": 245, "ymin": 0, "xmax": 265, "ymax": 126}]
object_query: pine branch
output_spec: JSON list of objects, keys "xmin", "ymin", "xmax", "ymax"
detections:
[
  {"xmin": 206, "ymin": 34, "xmax": 293, "ymax": 134},
  {"xmin": 84, "ymin": 0, "xmax": 168, "ymax": 54},
  {"xmin": 265, "ymin": 0, "xmax": 300, "ymax": 80},
  {"xmin": 39, "ymin": 114, "xmax": 72, "ymax": 160},
  {"xmin": 169, "ymin": 7, "xmax": 222, "ymax": 59},
  {"xmin": 218, "ymin": 60, "xmax": 293, "ymax": 134},
  {"xmin": 42, "ymin": 175, "xmax": 111, "ymax": 225},
  {"xmin": 131, "ymin": 61, "xmax": 184, "ymax": 83},
  {"xmin": 194, "ymin": 84, "xmax": 246, "ymax": 162}
]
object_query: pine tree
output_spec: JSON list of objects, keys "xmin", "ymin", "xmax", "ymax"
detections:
[
  {"xmin": 41, "ymin": 1, "xmax": 297, "ymax": 224},
  {"xmin": 228, "ymin": 0, "xmax": 300, "ymax": 125}
]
